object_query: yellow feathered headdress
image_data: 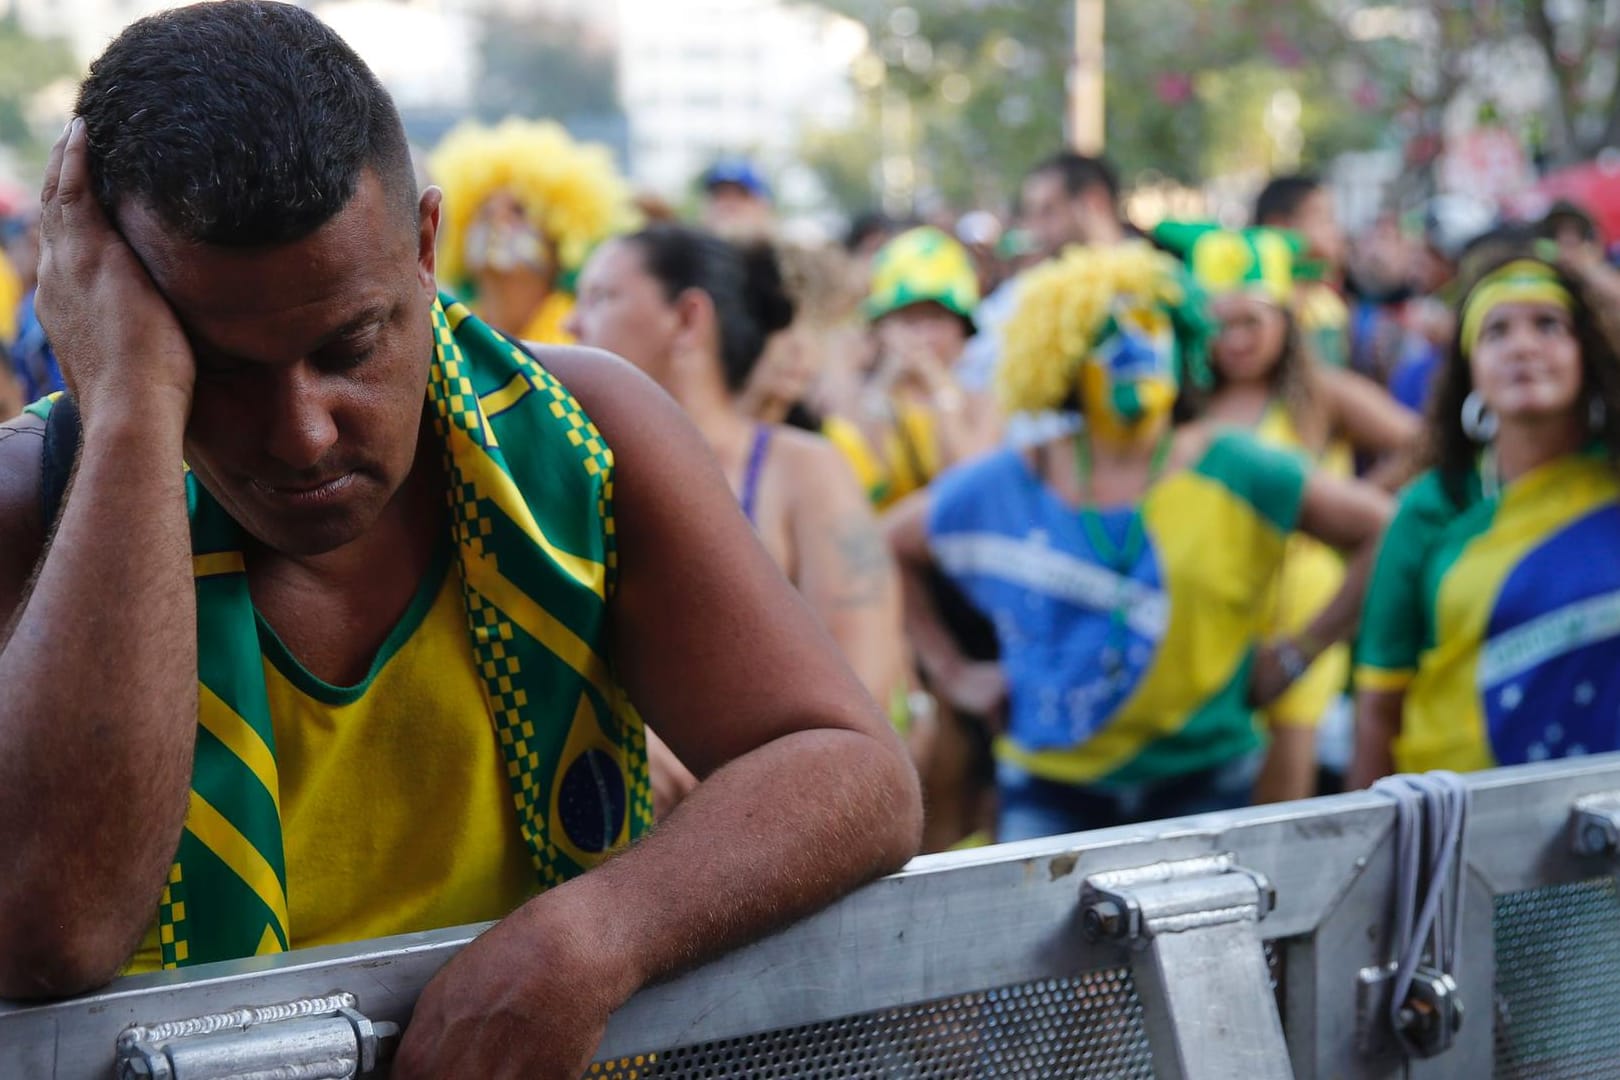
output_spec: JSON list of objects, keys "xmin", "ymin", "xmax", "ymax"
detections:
[
  {"xmin": 997, "ymin": 241, "xmax": 1213, "ymax": 415},
  {"xmin": 429, "ymin": 118, "xmax": 637, "ymax": 288}
]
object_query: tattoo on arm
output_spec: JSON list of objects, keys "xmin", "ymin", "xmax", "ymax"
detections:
[{"xmin": 828, "ymin": 513, "xmax": 892, "ymax": 609}]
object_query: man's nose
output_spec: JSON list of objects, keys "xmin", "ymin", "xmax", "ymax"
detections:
[{"xmin": 263, "ymin": 364, "xmax": 339, "ymax": 472}]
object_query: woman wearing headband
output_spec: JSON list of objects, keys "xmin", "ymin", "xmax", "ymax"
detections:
[
  {"xmin": 1350, "ymin": 247, "xmax": 1620, "ymax": 786},
  {"xmin": 886, "ymin": 243, "xmax": 1391, "ymax": 840}
]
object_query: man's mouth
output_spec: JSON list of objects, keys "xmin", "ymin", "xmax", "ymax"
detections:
[{"xmin": 248, "ymin": 471, "xmax": 358, "ymax": 506}]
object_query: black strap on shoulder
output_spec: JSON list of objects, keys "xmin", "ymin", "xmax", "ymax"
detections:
[{"xmin": 39, "ymin": 394, "xmax": 80, "ymax": 529}]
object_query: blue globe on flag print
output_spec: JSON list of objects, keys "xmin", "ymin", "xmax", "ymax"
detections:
[
  {"xmin": 1000, "ymin": 530, "xmax": 1166, "ymax": 752},
  {"xmin": 1480, "ymin": 505, "xmax": 1620, "ymax": 766}
]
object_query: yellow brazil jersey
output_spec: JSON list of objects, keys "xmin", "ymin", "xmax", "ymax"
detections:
[
  {"xmin": 521, "ymin": 291, "xmax": 577, "ymax": 346},
  {"xmin": 823, "ymin": 402, "xmax": 942, "ymax": 509},
  {"xmin": 128, "ymin": 543, "xmax": 535, "ymax": 972}
]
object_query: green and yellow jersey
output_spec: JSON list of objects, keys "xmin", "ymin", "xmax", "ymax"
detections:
[
  {"xmin": 128, "ymin": 544, "xmax": 538, "ymax": 971},
  {"xmin": 1357, "ymin": 451, "xmax": 1620, "ymax": 773},
  {"xmin": 927, "ymin": 428, "xmax": 1307, "ymax": 788},
  {"xmin": 824, "ymin": 404, "xmax": 942, "ymax": 510}
]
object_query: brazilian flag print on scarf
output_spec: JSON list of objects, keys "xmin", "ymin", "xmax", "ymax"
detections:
[{"xmin": 27, "ymin": 294, "xmax": 653, "ymax": 967}]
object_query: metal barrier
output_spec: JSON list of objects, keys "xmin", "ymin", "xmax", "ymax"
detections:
[{"xmin": 9, "ymin": 754, "xmax": 1620, "ymax": 1078}]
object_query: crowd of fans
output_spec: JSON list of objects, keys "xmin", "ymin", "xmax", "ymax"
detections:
[{"xmin": 3, "ymin": 65, "xmax": 1618, "ymax": 858}]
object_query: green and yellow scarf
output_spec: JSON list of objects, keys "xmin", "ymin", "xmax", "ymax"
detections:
[{"xmin": 29, "ymin": 294, "xmax": 653, "ymax": 967}]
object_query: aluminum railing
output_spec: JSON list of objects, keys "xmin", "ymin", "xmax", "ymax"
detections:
[{"xmin": 8, "ymin": 754, "xmax": 1620, "ymax": 1078}]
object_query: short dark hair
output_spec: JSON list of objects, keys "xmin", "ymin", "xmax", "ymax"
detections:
[
  {"xmin": 1253, "ymin": 174, "xmax": 1322, "ymax": 227},
  {"xmin": 1539, "ymin": 199, "xmax": 1600, "ymax": 245},
  {"xmin": 624, "ymin": 225, "xmax": 795, "ymax": 392},
  {"xmin": 1027, "ymin": 151, "xmax": 1119, "ymax": 205},
  {"xmin": 75, "ymin": 1, "xmax": 416, "ymax": 247},
  {"xmin": 844, "ymin": 210, "xmax": 902, "ymax": 254}
]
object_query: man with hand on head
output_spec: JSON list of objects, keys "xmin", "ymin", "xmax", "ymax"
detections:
[{"xmin": 0, "ymin": 5, "xmax": 921, "ymax": 1078}]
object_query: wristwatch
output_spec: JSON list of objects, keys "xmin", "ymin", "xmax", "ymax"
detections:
[{"xmin": 1274, "ymin": 638, "xmax": 1312, "ymax": 684}]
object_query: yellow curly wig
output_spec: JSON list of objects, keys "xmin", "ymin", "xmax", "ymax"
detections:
[
  {"xmin": 997, "ymin": 242, "xmax": 1189, "ymax": 415},
  {"xmin": 429, "ymin": 117, "xmax": 637, "ymax": 288}
]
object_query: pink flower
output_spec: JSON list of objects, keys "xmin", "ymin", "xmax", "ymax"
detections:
[{"xmin": 1155, "ymin": 73, "xmax": 1194, "ymax": 105}]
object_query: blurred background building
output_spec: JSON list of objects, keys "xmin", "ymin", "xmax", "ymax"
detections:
[{"xmin": 0, "ymin": 0, "xmax": 1616, "ymax": 240}]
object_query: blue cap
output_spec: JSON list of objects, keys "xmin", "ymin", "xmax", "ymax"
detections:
[{"xmin": 701, "ymin": 160, "xmax": 771, "ymax": 200}]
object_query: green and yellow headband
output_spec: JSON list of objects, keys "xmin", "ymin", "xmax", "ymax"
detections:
[
  {"xmin": 1459, "ymin": 260, "xmax": 1573, "ymax": 355},
  {"xmin": 1152, "ymin": 221, "xmax": 1301, "ymax": 306}
]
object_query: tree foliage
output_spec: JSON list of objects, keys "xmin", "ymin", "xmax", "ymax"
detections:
[
  {"xmin": 475, "ymin": 11, "xmax": 621, "ymax": 129},
  {"xmin": 806, "ymin": 0, "xmax": 1620, "ymax": 218},
  {"xmin": 0, "ymin": 16, "xmax": 79, "ymax": 172},
  {"xmin": 1489, "ymin": 0, "xmax": 1620, "ymax": 164},
  {"xmin": 806, "ymin": 0, "xmax": 1398, "ymax": 213}
]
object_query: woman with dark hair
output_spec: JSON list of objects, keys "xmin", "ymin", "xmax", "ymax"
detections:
[
  {"xmin": 568, "ymin": 225, "xmax": 911, "ymax": 764},
  {"xmin": 1156, "ymin": 224, "xmax": 1420, "ymax": 798},
  {"xmin": 887, "ymin": 243, "xmax": 1391, "ymax": 841},
  {"xmin": 1350, "ymin": 247, "xmax": 1620, "ymax": 786}
]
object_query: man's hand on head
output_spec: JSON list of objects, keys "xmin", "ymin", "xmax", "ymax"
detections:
[
  {"xmin": 0, "ymin": 119, "xmax": 203, "ymax": 997},
  {"xmin": 35, "ymin": 118, "xmax": 195, "ymax": 436}
]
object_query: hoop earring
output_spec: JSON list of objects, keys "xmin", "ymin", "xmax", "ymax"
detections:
[
  {"xmin": 1462, "ymin": 390, "xmax": 1498, "ymax": 443},
  {"xmin": 1591, "ymin": 395, "xmax": 1609, "ymax": 432}
]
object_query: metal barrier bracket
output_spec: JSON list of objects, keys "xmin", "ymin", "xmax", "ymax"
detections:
[
  {"xmin": 1355, "ymin": 962, "xmax": 1464, "ymax": 1059},
  {"xmin": 1081, "ymin": 852, "xmax": 1290, "ymax": 1080},
  {"xmin": 1569, "ymin": 791, "xmax": 1620, "ymax": 856},
  {"xmin": 114, "ymin": 992, "xmax": 397, "ymax": 1080}
]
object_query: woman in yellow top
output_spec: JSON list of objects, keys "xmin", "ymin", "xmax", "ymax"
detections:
[
  {"xmin": 824, "ymin": 226, "xmax": 1001, "ymax": 508},
  {"xmin": 1156, "ymin": 223, "xmax": 1420, "ymax": 799},
  {"xmin": 429, "ymin": 118, "xmax": 635, "ymax": 344}
]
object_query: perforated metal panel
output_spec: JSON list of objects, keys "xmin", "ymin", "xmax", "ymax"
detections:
[
  {"xmin": 587, "ymin": 967, "xmax": 1154, "ymax": 1079},
  {"xmin": 1494, "ymin": 876, "xmax": 1620, "ymax": 1079}
]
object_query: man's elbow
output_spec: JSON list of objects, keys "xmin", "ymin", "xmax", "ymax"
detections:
[
  {"xmin": 0, "ymin": 919, "xmax": 131, "ymax": 1001},
  {"xmin": 861, "ymin": 728, "xmax": 925, "ymax": 873}
]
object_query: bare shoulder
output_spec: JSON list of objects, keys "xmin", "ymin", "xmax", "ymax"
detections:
[
  {"xmin": 530, "ymin": 345, "xmax": 741, "ymax": 537},
  {"xmin": 0, "ymin": 412, "xmax": 48, "ymax": 618},
  {"xmin": 770, "ymin": 426, "xmax": 859, "ymax": 483},
  {"xmin": 1169, "ymin": 419, "xmax": 1221, "ymax": 469},
  {"xmin": 768, "ymin": 426, "xmax": 870, "ymax": 517},
  {"xmin": 525, "ymin": 344, "xmax": 681, "ymax": 446}
]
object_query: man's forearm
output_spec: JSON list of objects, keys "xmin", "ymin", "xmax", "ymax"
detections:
[
  {"xmin": 542, "ymin": 725, "xmax": 921, "ymax": 1008},
  {"xmin": 0, "ymin": 417, "xmax": 198, "ymax": 996}
]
